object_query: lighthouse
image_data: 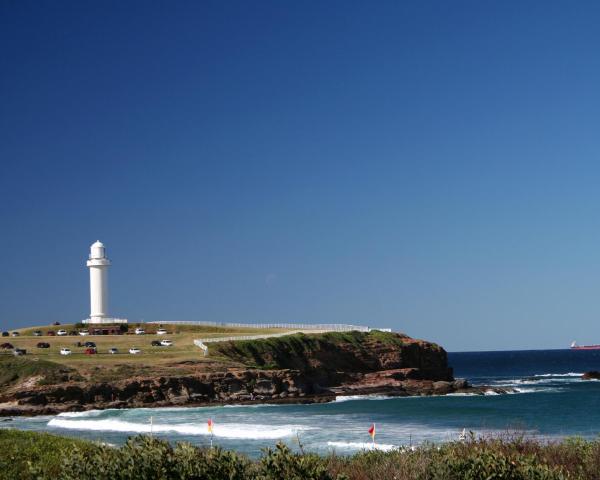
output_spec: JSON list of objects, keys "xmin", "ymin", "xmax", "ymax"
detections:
[{"xmin": 84, "ymin": 241, "xmax": 127, "ymax": 325}]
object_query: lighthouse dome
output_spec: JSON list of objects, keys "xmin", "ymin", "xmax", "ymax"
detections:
[{"xmin": 90, "ymin": 240, "xmax": 106, "ymax": 259}]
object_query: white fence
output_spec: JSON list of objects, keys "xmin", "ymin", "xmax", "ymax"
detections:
[
  {"xmin": 148, "ymin": 320, "xmax": 370, "ymax": 332},
  {"xmin": 192, "ymin": 327, "xmax": 370, "ymax": 356}
]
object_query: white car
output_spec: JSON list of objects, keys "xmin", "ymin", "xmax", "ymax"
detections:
[
  {"xmin": 78, "ymin": 330, "xmax": 89, "ymax": 336},
  {"xmin": 160, "ymin": 339, "xmax": 173, "ymax": 347},
  {"xmin": 156, "ymin": 328, "xmax": 167, "ymax": 335},
  {"xmin": 57, "ymin": 329, "xmax": 68, "ymax": 336},
  {"xmin": 134, "ymin": 328, "xmax": 145, "ymax": 335},
  {"xmin": 108, "ymin": 347, "xmax": 118, "ymax": 354},
  {"xmin": 129, "ymin": 347, "xmax": 141, "ymax": 354},
  {"xmin": 60, "ymin": 348, "xmax": 72, "ymax": 355}
]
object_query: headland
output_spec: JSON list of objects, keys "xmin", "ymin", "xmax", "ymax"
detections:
[{"xmin": 0, "ymin": 324, "xmax": 511, "ymax": 416}]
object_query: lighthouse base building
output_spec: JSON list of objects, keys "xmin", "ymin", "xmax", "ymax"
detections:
[{"xmin": 82, "ymin": 240, "xmax": 128, "ymax": 325}]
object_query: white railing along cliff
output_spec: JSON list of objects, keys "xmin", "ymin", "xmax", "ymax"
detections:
[
  {"xmin": 191, "ymin": 326, "xmax": 371, "ymax": 356},
  {"xmin": 149, "ymin": 320, "xmax": 370, "ymax": 332}
]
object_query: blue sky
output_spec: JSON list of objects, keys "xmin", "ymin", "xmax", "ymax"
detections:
[{"xmin": 1, "ymin": 1, "xmax": 600, "ymax": 351}]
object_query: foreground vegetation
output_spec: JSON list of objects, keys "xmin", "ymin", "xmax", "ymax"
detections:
[{"xmin": 2, "ymin": 429, "xmax": 600, "ymax": 479}]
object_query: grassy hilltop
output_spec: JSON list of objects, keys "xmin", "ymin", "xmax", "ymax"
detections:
[{"xmin": 4, "ymin": 323, "xmax": 290, "ymax": 368}]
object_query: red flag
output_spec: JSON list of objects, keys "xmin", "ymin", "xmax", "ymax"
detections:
[
  {"xmin": 207, "ymin": 418, "xmax": 214, "ymax": 434},
  {"xmin": 368, "ymin": 423, "xmax": 375, "ymax": 440}
]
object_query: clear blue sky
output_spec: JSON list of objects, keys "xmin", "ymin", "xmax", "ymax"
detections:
[{"xmin": 1, "ymin": 1, "xmax": 600, "ymax": 351}]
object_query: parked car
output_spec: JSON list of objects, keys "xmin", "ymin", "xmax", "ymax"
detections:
[
  {"xmin": 36, "ymin": 342, "xmax": 50, "ymax": 348},
  {"xmin": 60, "ymin": 348, "xmax": 71, "ymax": 355},
  {"xmin": 13, "ymin": 348, "xmax": 26, "ymax": 356},
  {"xmin": 78, "ymin": 330, "xmax": 89, "ymax": 336},
  {"xmin": 160, "ymin": 339, "xmax": 173, "ymax": 347},
  {"xmin": 57, "ymin": 329, "xmax": 68, "ymax": 336},
  {"xmin": 108, "ymin": 347, "xmax": 118, "ymax": 354},
  {"xmin": 151, "ymin": 340, "xmax": 162, "ymax": 346},
  {"xmin": 33, "ymin": 330, "xmax": 42, "ymax": 336},
  {"xmin": 84, "ymin": 341, "xmax": 96, "ymax": 348},
  {"xmin": 69, "ymin": 331, "xmax": 78, "ymax": 336},
  {"xmin": 129, "ymin": 347, "xmax": 141, "ymax": 354},
  {"xmin": 134, "ymin": 328, "xmax": 145, "ymax": 335},
  {"xmin": 156, "ymin": 328, "xmax": 167, "ymax": 335},
  {"xmin": 53, "ymin": 321, "xmax": 61, "ymax": 326},
  {"xmin": 11, "ymin": 332, "xmax": 19, "ymax": 337},
  {"xmin": 84, "ymin": 347, "xmax": 97, "ymax": 355},
  {"xmin": 47, "ymin": 330, "xmax": 56, "ymax": 336},
  {"xmin": 1, "ymin": 332, "xmax": 8, "ymax": 337},
  {"xmin": 0, "ymin": 343, "xmax": 14, "ymax": 349}
]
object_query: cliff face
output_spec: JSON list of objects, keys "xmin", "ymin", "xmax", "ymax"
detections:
[
  {"xmin": 211, "ymin": 331, "xmax": 453, "ymax": 380},
  {"xmin": 0, "ymin": 331, "xmax": 477, "ymax": 416}
]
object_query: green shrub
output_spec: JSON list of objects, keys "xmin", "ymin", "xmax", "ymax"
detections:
[
  {"xmin": 428, "ymin": 449, "xmax": 566, "ymax": 480},
  {"xmin": 61, "ymin": 435, "xmax": 250, "ymax": 480},
  {"xmin": 258, "ymin": 443, "xmax": 345, "ymax": 480}
]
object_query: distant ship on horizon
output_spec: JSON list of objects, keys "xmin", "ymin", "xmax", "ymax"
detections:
[{"xmin": 570, "ymin": 341, "xmax": 600, "ymax": 350}]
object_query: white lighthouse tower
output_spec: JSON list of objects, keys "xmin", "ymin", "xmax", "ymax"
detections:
[{"xmin": 84, "ymin": 241, "xmax": 127, "ymax": 325}]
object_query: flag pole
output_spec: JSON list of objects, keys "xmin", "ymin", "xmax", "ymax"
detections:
[{"xmin": 150, "ymin": 416, "xmax": 153, "ymax": 438}]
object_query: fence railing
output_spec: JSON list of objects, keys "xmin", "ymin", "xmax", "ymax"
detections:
[
  {"xmin": 192, "ymin": 326, "xmax": 371, "ymax": 356},
  {"xmin": 148, "ymin": 320, "xmax": 370, "ymax": 332}
]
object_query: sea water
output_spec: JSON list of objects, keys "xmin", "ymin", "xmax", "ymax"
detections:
[{"xmin": 5, "ymin": 349, "xmax": 600, "ymax": 456}]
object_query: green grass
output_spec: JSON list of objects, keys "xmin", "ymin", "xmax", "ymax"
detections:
[
  {"xmin": 210, "ymin": 331, "xmax": 411, "ymax": 370},
  {"xmin": 0, "ymin": 323, "xmax": 294, "ymax": 376},
  {"xmin": 0, "ymin": 356, "xmax": 79, "ymax": 387}
]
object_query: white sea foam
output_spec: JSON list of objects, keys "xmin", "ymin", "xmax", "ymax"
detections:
[
  {"xmin": 334, "ymin": 395, "xmax": 393, "ymax": 403},
  {"xmin": 533, "ymin": 373, "xmax": 582, "ymax": 378},
  {"xmin": 57, "ymin": 410, "xmax": 104, "ymax": 418},
  {"xmin": 47, "ymin": 418, "xmax": 309, "ymax": 439},
  {"xmin": 327, "ymin": 441, "xmax": 399, "ymax": 452}
]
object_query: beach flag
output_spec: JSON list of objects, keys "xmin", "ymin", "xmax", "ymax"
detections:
[
  {"xmin": 368, "ymin": 423, "xmax": 376, "ymax": 441},
  {"xmin": 208, "ymin": 418, "xmax": 214, "ymax": 434}
]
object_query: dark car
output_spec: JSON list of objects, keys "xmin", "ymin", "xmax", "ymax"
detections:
[
  {"xmin": 0, "ymin": 343, "xmax": 14, "ymax": 349},
  {"xmin": 1, "ymin": 332, "xmax": 8, "ymax": 337},
  {"xmin": 53, "ymin": 321, "xmax": 61, "ymax": 326},
  {"xmin": 47, "ymin": 330, "xmax": 56, "ymax": 336},
  {"xmin": 36, "ymin": 342, "xmax": 50, "ymax": 348},
  {"xmin": 69, "ymin": 331, "xmax": 78, "ymax": 336},
  {"xmin": 151, "ymin": 340, "xmax": 162, "ymax": 346},
  {"xmin": 13, "ymin": 348, "xmax": 26, "ymax": 356},
  {"xmin": 84, "ymin": 347, "xmax": 97, "ymax": 355},
  {"xmin": 84, "ymin": 341, "xmax": 96, "ymax": 348}
]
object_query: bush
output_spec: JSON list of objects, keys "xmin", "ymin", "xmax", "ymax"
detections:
[
  {"xmin": 258, "ymin": 443, "xmax": 346, "ymax": 480},
  {"xmin": 0, "ymin": 429, "xmax": 596, "ymax": 480},
  {"xmin": 62, "ymin": 435, "xmax": 250, "ymax": 480},
  {"xmin": 429, "ymin": 449, "xmax": 566, "ymax": 480}
]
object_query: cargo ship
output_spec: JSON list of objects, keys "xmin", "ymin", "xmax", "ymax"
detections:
[{"xmin": 571, "ymin": 341, "xmax": 600, "ymax": 350}]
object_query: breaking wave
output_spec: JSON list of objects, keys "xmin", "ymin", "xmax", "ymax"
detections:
[
  {"xmin": 334, "ymin": 395, "xmax": 393, "ymax": 403},
  {"xmin": 327, "ymin": 441, "xmax": 399, "ymax": 452},
  {"xmin": 47, "ymin": 418, "xmax": 309, "ymax": 439}
]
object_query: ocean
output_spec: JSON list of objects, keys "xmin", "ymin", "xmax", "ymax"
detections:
[{"xmin": 5, "ymin": 349, "xmax": 600, "ymax": 456}]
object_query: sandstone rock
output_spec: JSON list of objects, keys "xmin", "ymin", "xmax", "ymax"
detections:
[
  {"xmin": 582, "ymin": 371, "xmax": 600, "ymax": 380},
  {"xmin": 433, "ymin": 381, "xmax": 452, "ymax": 394}
]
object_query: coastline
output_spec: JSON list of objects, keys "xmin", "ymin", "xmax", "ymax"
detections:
[{"xmin": 0, "ymin": 370, "xmax": 513, "ymax": 417}]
